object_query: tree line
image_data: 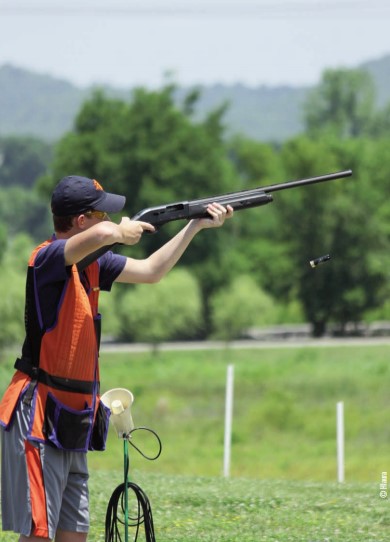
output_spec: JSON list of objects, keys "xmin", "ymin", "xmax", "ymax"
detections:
[{"xmin": 1, "ymin": 67, "xmax": 390, "ymax": 350}]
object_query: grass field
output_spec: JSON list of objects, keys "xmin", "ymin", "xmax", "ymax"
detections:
[
  {"xmin": 1, "ymin": 471, "xmax": 388, "ymax": 541},
  {"xmin": 89, "ymin": 342, "xmax": 389, "ymax": 482},
  {"xmin": 91, "ymin": 471, "xmax": 390, "ymax": 542},
  {"xmin": 0, "ymin": 342, "xmax": 389, "ymax": 540}
]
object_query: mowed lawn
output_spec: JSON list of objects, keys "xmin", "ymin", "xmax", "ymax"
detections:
[
  {"xmin": 0, "ymin": 342, "xmax": 389, "ymax": 540},
  {"xmin": 90, "ymin": 342, "xmax": 389, "ymax": 482},
  {"xmin": 0, "ymin": 472, "xmax": 388, "ymax": 541},
  {"xmin": 91, "ymin": 470, "xmax": 390, "ymax": 541}
]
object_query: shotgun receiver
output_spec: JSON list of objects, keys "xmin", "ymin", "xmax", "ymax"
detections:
[{"xmin": 77, "ymin": 169, "xmax": 352, "ymax": 271}]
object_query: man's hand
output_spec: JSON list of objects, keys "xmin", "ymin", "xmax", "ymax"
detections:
[
  {"xmin": 118, "ymin": 217, "xmax": 156, "ymax": 245},
  {"xmin": 195, "ymin": 203, "xmax": 234, "ymax": 229}
]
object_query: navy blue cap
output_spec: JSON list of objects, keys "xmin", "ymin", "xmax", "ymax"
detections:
[{"xmin": 51, "ymin": 175, "xmax": 126, "ymax": 216}]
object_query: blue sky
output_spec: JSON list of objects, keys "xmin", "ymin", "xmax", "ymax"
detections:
[{"xmin": 1, "ymin": 0, "xmax": 390, "ymax": 89}]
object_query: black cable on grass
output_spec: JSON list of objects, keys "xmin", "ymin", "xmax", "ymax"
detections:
[
  {"xmin": 105, "ymin": 481, "xmax": 156, "ymax": 542},
  {"xmin": 105, "ymin": 428, "xmax": 162, "ymax": 542}
]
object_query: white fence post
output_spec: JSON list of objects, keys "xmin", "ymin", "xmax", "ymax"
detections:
[
  {"xmin": 337, "ymin": 401, "xmax": 345, "ymax": 483},
  {"xmin": 223, "ymin": 364, "xmax": 234, "ymax": 478}
]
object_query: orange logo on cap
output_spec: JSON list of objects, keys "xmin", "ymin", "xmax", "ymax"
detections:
[{"xmin": 93, "ymin": 179, "xmax": 104, "ymax": 191}]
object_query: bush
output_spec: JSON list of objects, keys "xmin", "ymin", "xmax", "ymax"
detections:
[
  {"xmin": 0, "ymin": 266, "xmax": 25, "ymax": 351},
  {"xmin": 210, "ymin": 275, "xmax": 278, "ymax": 340},
  {"xmin": 98, "ymin": 289, "xmax": 122, "ymax": 340},
  {"xmin": 117, "ymin": 269, "xmax": 202, "ymax": 344}
]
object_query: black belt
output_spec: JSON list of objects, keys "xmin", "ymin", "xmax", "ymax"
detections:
[{"xmin": 15, "ymin": 357, "xmax": 97, "ymax": 395}]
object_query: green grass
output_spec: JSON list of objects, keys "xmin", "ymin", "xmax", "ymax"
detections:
[
  {"xmin": 0, "ymin": 343, "xmax": 389, "ymax": 540},
  {"xmin": 93, "ymin": 471, "xmax": 390, "ymax": 542},
  {"xmin": 87, "ymin": 343, "xmax": 389, "ymax": 482},
  {"xmin": 1, "ymin": 471, "xmax": 389, "ymax": 541}
]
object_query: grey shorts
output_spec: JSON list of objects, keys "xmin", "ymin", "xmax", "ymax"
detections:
[{"xmin": 1, "ymin": 398, "xmax": 90, "ymax": 539}]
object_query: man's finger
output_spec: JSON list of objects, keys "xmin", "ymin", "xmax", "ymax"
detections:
[{"xmin": 137, "ymin": 221, "xmax": 156, "ymax": 233}]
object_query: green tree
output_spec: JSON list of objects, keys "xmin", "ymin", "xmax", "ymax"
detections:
[
  {"xmin": 0, "ymin": 136, "xmax": 52, "ymax": 188},
  {"xmin": 223, "ymin": 136, "xmax": 292, "ymax": 299},
  {"xmin": 0, "ymin": 223, "xmax": 6, "ymax": 265},
  {"xmin": 368, "ymin": 102, "xmax": 390, "ymax": 138},
  {"xmin": 0, "ymin": 186, "xmax": 51, "ymax": 241},
  {"xmin": 277, "ymin": 136, "xmax": 388, "ymax": 336},
  {"xmin": 304, "ymin": 68, "xmax": 376, "ymax": 139},
  {"xmin": 38, "ymin": 87, "xmax": 234, "ymax": 217},
  {"xmin": 3, "ymin": 233, "xmax": 34, "ymax": 272}
]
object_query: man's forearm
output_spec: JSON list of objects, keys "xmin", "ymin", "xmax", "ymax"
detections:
[
  {"xmin": 116, "ymin": 219, "xmax": 202, "ymax": 284},
  {"xmin": 146, "ymin": 219, "xmax": 202, "ymax": 281}
]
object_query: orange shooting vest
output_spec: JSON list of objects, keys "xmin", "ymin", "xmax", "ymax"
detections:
[{"xmin": 0, "ymin": 239, "xmax": 110, "ymax": 451}]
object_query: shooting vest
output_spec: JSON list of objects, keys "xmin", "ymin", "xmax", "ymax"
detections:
[{"xmin": 0, "ymin": 239, "xmax": 110, "ymax": 451}]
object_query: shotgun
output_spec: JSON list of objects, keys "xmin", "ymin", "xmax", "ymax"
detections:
[{"xmin": 77, "ymin": 169, "xmax": 352, "ymax": 271}]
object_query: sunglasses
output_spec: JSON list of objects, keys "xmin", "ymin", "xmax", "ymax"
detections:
[{"xmin": 85, "ymin": 210, "xmax": 109, "ymax": 221}]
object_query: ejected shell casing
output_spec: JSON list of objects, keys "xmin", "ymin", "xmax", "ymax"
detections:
[{"xmin": 310, "ymin": 254, "xmax": 331, "ymax": 268}]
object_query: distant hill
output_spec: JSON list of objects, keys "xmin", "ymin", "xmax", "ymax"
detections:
[
  {"xmin": 360, "ymin": 55, "xmax": 390, "ymax": 107},
  {"xmin": 175, "ymin": 83, "xmax": 308, "ymax": 142},
  {"xmin": 0, "ymin": 65, "xmax": 90, "ymax": 141},
  {"xmin": 1, "ymin": 55, "xmax": 390, "ymax": 143}
]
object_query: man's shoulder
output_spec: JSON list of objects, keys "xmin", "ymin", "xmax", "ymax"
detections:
[{"xmin": 32, "ymin": 237, "xmax": 67, "ymax": 268}]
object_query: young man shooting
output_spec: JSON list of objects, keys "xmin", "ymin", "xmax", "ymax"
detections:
[{"xmin": 0, "ymin": 175, "xmax": 233, "ymax": 542}]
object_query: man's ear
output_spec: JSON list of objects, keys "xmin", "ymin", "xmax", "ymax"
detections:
[{"xmin": 74, "ymin": 214, "xmax": 87, "ymax": 229}]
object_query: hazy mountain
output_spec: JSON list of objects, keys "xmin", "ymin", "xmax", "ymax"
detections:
[
  {"xmin": 361, "ymin": 55, "xmax": 390, "ymax": 107},
  {"xmin": 175, "ymin": 83, "xmax": 308, "ymax": 142},
  {"xmin": 1, "ymin": 55, "xmax": 390, "ymax": 143},
  {"xmin": 0, "ymin": 65, "xmax": 90, "ymax": 141}
]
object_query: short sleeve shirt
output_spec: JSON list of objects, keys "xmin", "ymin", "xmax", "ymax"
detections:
[{"xmin": 33, "ymin": 238, "xmax": 126, "ymax": 330}]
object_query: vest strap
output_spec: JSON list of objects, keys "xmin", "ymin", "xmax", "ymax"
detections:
[{"xmin": 15, "ymin": 358, "xmax": 97, "ymax": 395}]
